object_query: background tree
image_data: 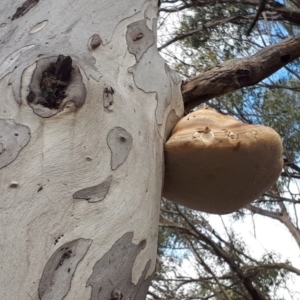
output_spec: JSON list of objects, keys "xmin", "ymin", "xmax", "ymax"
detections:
[{"xmin": 149, "ymin": 0, "xmax": 300, "ymax": 299}]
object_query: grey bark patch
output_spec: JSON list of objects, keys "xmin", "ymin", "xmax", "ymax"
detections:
[
  {"xmin": 0, "ymin": 119, "xmax": 30, "ymax": 170},
  {"xmin": 129, "ymin": 41, "xmax": 183, "ymax": 124},
  {"xmin": 73, "ymin": 175, "xmax": 112, "ymax": 203},
  {"xmin": 107, "ymin": 127, "xmax": 133, "ymax": 170},
  {"xmin": 27, "ymin": 57, "xmax": 86, "ymax": 118},
  {"xmin": 128, "ymin": 44, "xmax": 171, "ymax": 125},
  {"xmin": 86, "ymin": 232, "xmax": 152, "ymax": 300},
  {"xmin": 89, "ymin": 34, "xmax": 102, "ymax": 50},
  {"xmin": 38, "ymin": 238, "xmax": 92, "ymax": 300},
  {"xmin": 12, "ymin": 0, "xmax": 39, "ymax": 20},
  {"xmin": 103, "ymin": 86, "xmax": 114, "ymax": 109},
  {"xmin": 126, "ymin": 16, "xmax": 183, "ymax": 125},
  {"xmin": 126, "ymin": 20, "xmax": 154, "ymax": 62}
]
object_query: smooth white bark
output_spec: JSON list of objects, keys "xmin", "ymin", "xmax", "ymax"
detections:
[{"xmin": 0, "ymin": 0, "xmax": 183, "ymax": 299}]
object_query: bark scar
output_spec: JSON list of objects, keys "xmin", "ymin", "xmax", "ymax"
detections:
[
  {"xmin": 12, "ymin": 0, "xmax": 39, "ymax": 20},
  {"xmin": 27, "ymin": 56, "xmax": 86, "ymax": 118},
  {"xmin": 28, "ymin": 55, "xmax": 72, "ymax": 110}
]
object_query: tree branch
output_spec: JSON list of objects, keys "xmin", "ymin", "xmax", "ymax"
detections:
[
  {"xmin": 244, "ymin": 263, "xmax": 300, "ymax": 276},
  {"xmin": 182, "ymin": 36, "xmax": 300, "ymax": 112},
  {"xmin": 246, "ymin": 203, "xmax": 300, "ymax": 249},
  {"xmin": 186, "ymin": 240, "xmax": 233, "ymax": 300}
]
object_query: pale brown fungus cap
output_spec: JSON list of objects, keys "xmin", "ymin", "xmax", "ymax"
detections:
[{"xmin": 163, "ymin": 107, "xmax": 283, "ymax": 214}]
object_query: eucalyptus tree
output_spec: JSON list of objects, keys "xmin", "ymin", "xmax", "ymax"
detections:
[
  {"xmin": 1, "ymin": 0, "xmax": 300, "ymax": 300},
  {"xmin": 0, "ymin": 1, "xmax": 183, "ymax": 299}
]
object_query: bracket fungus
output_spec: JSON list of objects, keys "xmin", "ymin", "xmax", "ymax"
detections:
[{"xmin": 163, "ymin": 107, "xmax": 283, "ymax": 214}]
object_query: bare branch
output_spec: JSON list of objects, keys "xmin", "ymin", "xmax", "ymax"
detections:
[
  {"xmin": 158, "ymin": 15, "xmax": 248, "ymax": 51},
  {"xmin": 246, "ymin": 203, "xmax": 300, "ymax": 249},
  {"xmin": 182, "ymin": 36, "xmax": 300, "ymax": 111}
]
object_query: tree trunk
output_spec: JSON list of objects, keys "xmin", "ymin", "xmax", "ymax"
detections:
[{"xmin": 0, "ymin": 1, "xmax": 183, "ymax": 299}]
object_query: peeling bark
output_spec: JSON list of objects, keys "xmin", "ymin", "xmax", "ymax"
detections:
[
  {"xmin": 127, "ymin": 12, "xmax": 183, "ymax": 125},
  {"xmin": 182, "ymin": 36, "xmax": 300, "ymax": 111},
  {"xmin": 86, "ymin": 232, "xmax": 152, "ymax": 300},
  {"xmin": 73, "ymin": 175, "xmax": 112, "ymax": 203},
  {"xmin": 12, "ymin": 0, "xmax": 39, "ymax": 20},
  {"xmin": 107, "ymin": 127, "xmax": 133, "ymax": 170},
  {"xmin": 126, "ymin": 20, "xmax": 155, "ymax": 62},
  {"xmin": 39, "ymin": 239, "xmax": 92, "ymax": 300}
]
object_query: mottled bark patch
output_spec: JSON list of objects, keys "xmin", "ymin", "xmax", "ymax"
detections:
[
  {"xmin": 107, "ymin": 127, "xmax": 133, "ymax": 170},
  {"xmin": 127, "ymin": 18, "xmax": 183, "ymax": 125},
  {"xmin": 27, "ymin": 56, "xmax": 86, "ymax": 117},
  {"xmin": 86, "ymin": 232, "xmax": 152, "ymax": 300},
  {"xmin": 0, "ymin": 119, "xmax": 30, "ymax": 170},
  {"xmin": 126, "ymin": 20, "xmax": 154, "ymax": 62},
  {"xmin": 128, "ymin": 44, "xmax": 172, "ymax": 124},
  {"xmin": 12, "ymin": 0, "xmax": 39, "ymax": 20},
  {"xmin": 39, "ymin": 238, "xmax": 92, "ymax": 300},
  {"xmin": 73, "ymin": 175, "xmax": 112, "ymax": 203}
]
